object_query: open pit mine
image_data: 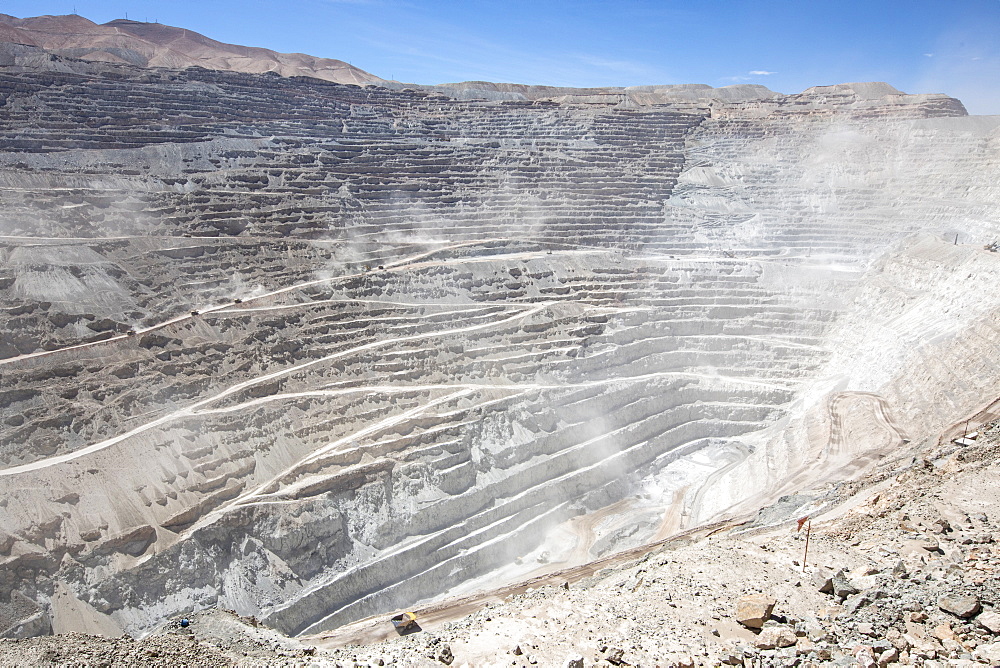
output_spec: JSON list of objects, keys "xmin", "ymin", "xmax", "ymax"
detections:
[{"xmin": 1, "ymin": 17, "xmax": 1000, "ymax": 647}]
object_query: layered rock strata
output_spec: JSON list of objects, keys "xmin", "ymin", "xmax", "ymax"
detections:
[{"xmin": 0, "ymin": 48, "xmax": 996, "ymax": 640}]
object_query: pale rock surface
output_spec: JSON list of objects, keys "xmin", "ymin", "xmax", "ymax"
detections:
[
  {"xmin": 0, "ymin": 14, "xmax": 998, "ymax": 665},
  {"xmin": 752, "ymin": 625, "xmax": 797, "ymax": 649},
  {"xmin": 735, "ymin": 593, "xmax": 776, "ymax": 629},
  {"xmin": 978, "ymin": 610, "xmax": 1000, "ymax": 634},
  {"xmin": 975, "ymin": 642, "xmax": 1000, "ymax": 664},
  {"xmin": 0, "ymin": 13, "xmax": 382, "ymax": 84},
  {"xmin": 939, "ymin": 594, "xmax": 982, "ymax": 618}
]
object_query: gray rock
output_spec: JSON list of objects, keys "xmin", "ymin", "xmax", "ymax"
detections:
[
  {"xmin": 831, "ymin": 570, "xmax": 860, "ymax": 599},
  {"xmin": 753, "ymin": 626, "xmax": 797, "ymax": 649},
  {"xmin": 665, "ymin": 654, "xmax": 695, "ymax": 668},
  {"xmin": 977, "ymin": 610, "xmax": 1000, "ymax": 633},
  {"xmin": 939, "ymin": 594, "xmax": 982, "ymax": 618},
  {"xmin": 974, "ymin": 642, "xmax": 1000, "ymax": 664},
  {"xmin": 877, "ymin": 647, "xmax": 898, "ymax": 667},
  {"xmin": 853, "ymin": 645, "xmax": 877, "ymax": 668},
  {"xmin": 931, "ymin": 519, "xmax": 952, "ymax": 534},
  {"xmin": 813, "ymin": 567, "xmax": 835, "ymax": 594},
  {"xmin": 917, "ymin": 537, "xmax": 942, "ymax": 552},
  {"xmin": 720, "ymin": 650, "xmax": 744, "ymax": 665},
  {"xmin": 437, "ymin": 643, "xmax": 454, "ymax": 665},
  {"xmin": 736, "ymin": 594, "xmax": 777, "ymax": 629},
  {"xmin": 872, "ymin": 635, "xmax": 892, "ymax": 648},
  {"xmin": 843, "ymin": 593, "xmax": 871, "ymax": 614},
  {"xmin": 604, "ymin": 647, "xmax": 625, "ymax": 665}
]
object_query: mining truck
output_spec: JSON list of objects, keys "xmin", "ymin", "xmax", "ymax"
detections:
[{"xmin": 390, "ymin": 611, "xmax": 418, "ymax": 631}]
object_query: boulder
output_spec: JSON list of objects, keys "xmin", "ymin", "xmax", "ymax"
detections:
[
  {"xmin": 932, "ymin": 622, "xmax": 957, "ymax": 642},
  {"xmin": 753, "ymin": 626, "xmax": 797, "ymax": 649},
  {"xmin": 831, "ymin": 569, "xmax": 860, "ymax": 599},
  {"xmin": 604, "ymin": 647, "xmax": 625, "ymax": 665},
  {"xmin": 802, "ymin": 619, "xmax": 832, "ymax": 642},
  {"xmin": 917, "ymin": 537, "xmax": 941, "ymax": 552},
  {"xmin": 813, "ymin": 567, "xmax": 835, "ymax": 594},
  {"xmin": 941, "ymin": 637, "xmax": 964, "ymax": 653},
  {"xmin": 853, "ymin": 645, "xmax": 877, "ymax": 668},
  {"xmin": 844, "ymin": 592, "xmax": 872, "ymax": 614},
  {"xmin": 720, "ymin": 650, "xmax": 744, "ymax": 665},
  {"xmin": 931, "ymin": 518, "xmax": 951, "ymax": 534},
  {"xmin": 974, "ymin": 642, "xmax": 1000, "ymax": 663},
  {"xmin": 978, "ymin": 610, "xmax": 1000, "ymax": 634},
  {"xmin": 903, "ymin": 622, "xmax": 943, "ymax": 658},
  {"xmin": 795, "ymin": 637, "xmax": 816, "ymax": 653},
  {"xmin": 938, "ymin": 594, "xmax": 981, "ymax": 618},
  {"xmin": 877, "ymin": 647, "xmax": 898, "ymax": 667},
  {"xmin": 735, "ymin": 593, "xmax": 776, "ymax": 629}
]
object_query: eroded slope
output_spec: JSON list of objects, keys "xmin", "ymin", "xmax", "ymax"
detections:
[{"xmin": 0, "ymin": 55, "xmax": 996, "ymax": 640}]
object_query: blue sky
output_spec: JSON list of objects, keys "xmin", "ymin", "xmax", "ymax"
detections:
[{"xmin": 6, "ymin": 0, "xmax": 1000, "ymax": 113}]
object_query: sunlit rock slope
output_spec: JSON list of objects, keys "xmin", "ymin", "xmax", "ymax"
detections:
[
  {"xmin": 0, "ymin": 13, "xmax": 381, "ymax": 85},
  {"xmin": 0, "ymin": 42, "xmax": 998, "ymax": 640}
]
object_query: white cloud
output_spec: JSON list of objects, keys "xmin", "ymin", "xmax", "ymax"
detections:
[{"xmin": 723, "ymin": 70, "xmax": 777, "ymax": 82}]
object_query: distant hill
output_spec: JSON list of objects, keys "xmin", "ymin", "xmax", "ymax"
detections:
[
  {"xmin": 0, "ymin": 13, "xmax": 383, "ymax": 85},
  {"xmin": 0, "ymin": 13, "xmax": 904, "ymax": 108}
]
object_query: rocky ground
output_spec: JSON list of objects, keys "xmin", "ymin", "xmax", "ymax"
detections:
[
  {"xmin": 0, "ymin": 608, "xmax": 315, "ymax": 667},
  {"xmin": 3, "ymin": 414, "xmax": 999, "ymax": 666}
]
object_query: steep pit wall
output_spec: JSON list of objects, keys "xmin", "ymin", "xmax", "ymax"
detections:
[{"xmin": 0, "ymin": 59, "xmax": 995, "ymax": 638}]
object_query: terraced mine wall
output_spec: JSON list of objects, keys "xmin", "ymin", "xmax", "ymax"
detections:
[{"xmin": 0, "ymin": 51, "xmax": 998, "ymax": 638}]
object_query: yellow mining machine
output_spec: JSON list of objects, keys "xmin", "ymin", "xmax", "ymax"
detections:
[{"xmin": 390, "ymin": 611, "xmax": 418, "ymax": 632}]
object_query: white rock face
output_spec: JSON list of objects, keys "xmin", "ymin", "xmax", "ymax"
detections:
[{"xmin": 0, "ymin": 57, "xmax": 996, "ymax": 640}]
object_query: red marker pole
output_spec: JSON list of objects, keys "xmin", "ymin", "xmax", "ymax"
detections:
[
  {"xmin": 797, "ymin": 516, "xmax": 811, "ymax": 570},
  {"xmin": 803, "ymin": 521, "xmax": 811, "ymax": 570}
]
